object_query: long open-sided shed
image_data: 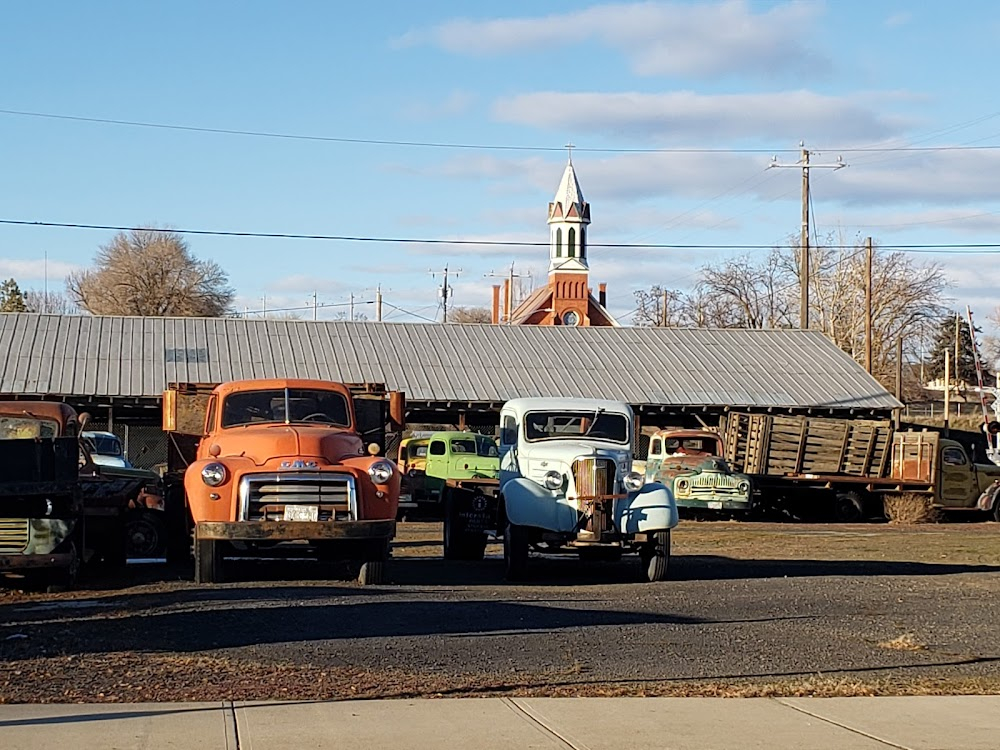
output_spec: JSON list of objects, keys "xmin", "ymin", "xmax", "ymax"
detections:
[{"xmin": 0, "ymin": 313, "xmax": 900, "ymax": 427}]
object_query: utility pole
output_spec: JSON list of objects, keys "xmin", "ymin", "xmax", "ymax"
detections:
[
  {"xmin": 865, "ymin": 237, "xmax": 873, "ymax": 374},
  {"xmin": 350, "ymin": 293, "xmax": 355, "ymax": 322},
  {"xmin": 375, "ymin": 285, "xmax": 383, "ymax": 322},
  {"xmin": 431, "ymin": 265, "xmax": 461, "ymax": 323},
  {"xmin": 485, "ymin": 263, "xmax": 530, "ymax": 323},
  {"xmin": 768, "ymin": 143, "xmax": 845, "ymax": 330},
  {"xmin": 661, "ymin": 289, "xmax": 669, "ymax": 327},
  {"xmin": 312, "ymin": 291, "xmax": 318, "ymax": 321},
  {"xmin": 954, "ymin": 312, "xmax": 961, "ymax": 383},
  {"xmin": 262, "ymin": 294, "xmax": 267, "ymax": 319},
  {"xmin": 895, "ymin": 335, "xmax": 904, "ymax": 430}
]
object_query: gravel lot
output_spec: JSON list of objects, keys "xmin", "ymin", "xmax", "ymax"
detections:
[{"xmin": 2, "ymin": 521, "xmax": 999, "ymax": 702}]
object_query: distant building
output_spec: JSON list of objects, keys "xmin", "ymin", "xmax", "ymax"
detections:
[{"xmin": 491, "ymin": 159, "xmax": 617, "ymax": 326}]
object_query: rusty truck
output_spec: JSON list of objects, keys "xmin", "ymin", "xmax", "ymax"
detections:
[
  {"xmin": 162, "ymin": 378, "xmax": 406, "ymax": 584},
  {"xmin": 723, "ymin": 412, "xmax": 1000, "ymax": 522},
  {"xmin": 0, "ymin": 401, "xmax": 160, "ymax": 588}
]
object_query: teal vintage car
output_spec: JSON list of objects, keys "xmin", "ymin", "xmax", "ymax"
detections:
[{"xmin": 645, "ymin": 429, "xmax": 752, "ymax": 513}]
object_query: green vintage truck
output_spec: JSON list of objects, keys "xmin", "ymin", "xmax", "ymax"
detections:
[{"xmin": 644, "ymin": 429, "xmax": 752, "ymax": 513}]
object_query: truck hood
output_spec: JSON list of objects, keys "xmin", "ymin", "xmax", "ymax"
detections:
[
  {"xmin": 213, "ymin": 425, "xmax": 364, "ymax": 466},
  {"xmin": 519, "ymin": 440, "xmax": 632, "ymax": 480}
]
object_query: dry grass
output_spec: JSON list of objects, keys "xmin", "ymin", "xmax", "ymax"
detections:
[
  {"xmin": 883, "ymin": 493, "xmax": 942, "ymax": 525},
  {"xmin": 878, "ymin": 633, "xmax": 929, "ymax": 651}
]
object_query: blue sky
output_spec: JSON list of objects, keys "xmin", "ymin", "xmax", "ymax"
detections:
[{"xmin": 1, "ymin": 0, "xmax": 999, "ymax": 334}]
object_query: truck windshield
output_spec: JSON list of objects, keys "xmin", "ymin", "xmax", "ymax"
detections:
[
  {"xmin": 524, "ymin": 411, "xmax": 629, "ymax": 444},
  {"xmin": 85, "ymin": 434, "xmax": 123, "ymax": 456},
  {"xmin": 450, "ymin": 436, "xmax": 500, "ymax": 457},
  {"xmin": 0, "ymin": 416, "xmax": 59, "ymax": 440},
  {"xmin": 221, "ymin": 388, "xmax": 351, "ymax": 428}
]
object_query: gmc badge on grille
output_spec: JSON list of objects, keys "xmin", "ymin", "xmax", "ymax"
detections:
[{"xmin": 280, "ymin": 460, "xmax": 318, "ymax": 469}]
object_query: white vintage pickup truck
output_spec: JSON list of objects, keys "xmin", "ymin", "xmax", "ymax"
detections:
[{"xmin": 446, "ymin": 397, "xmax": 678, "ymax": 581}]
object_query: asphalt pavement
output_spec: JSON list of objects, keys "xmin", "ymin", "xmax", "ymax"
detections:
[{"xmin": 2, "ymin": 697, "xmax": 998, "ymax": 749}]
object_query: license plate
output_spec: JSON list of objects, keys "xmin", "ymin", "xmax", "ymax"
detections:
[
  {"xmin": 283, "ymin": 505, "xmax": 318, "ymax": 522},
  {"xmin": 707, "ymin": 501, "xmax": 723, "ymax": 510}
]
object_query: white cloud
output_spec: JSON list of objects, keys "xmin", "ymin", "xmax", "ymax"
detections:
[
  {"xmin": 884, "ymin": 11, "xmax": 912, "ymax": 28},
  {"xmin": 0, "ymin": 258, "xmax": 81, "ymax": 284},
  {"xmin": 401, "ymin": 90, "xmax": 477, "ymax": 121},
  {"xmin": 397, "ymin": 1, "xmax": 827, "ymax": 79},
  {"xmin": 492, "ymin": 90, "xmax": 910, "ymax": 143}
]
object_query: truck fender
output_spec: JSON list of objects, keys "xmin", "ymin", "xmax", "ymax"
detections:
[
  {"xmin": 614, "ymin": 482, "xmax": 679, "ymax": 534},
  {"xmin": 976, "ymin": 480, "xmax": 1000, "ymax": 512},
  {"xmin": 501, "ymin": 477, "xmax": 579, "ymax": 532}
]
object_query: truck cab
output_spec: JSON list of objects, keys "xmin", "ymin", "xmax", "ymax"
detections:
[
  {"xmin": 0, "ymin": 402, "xmax": 82, "ymax": 588},
  {"xmin": 424, "ymin": 432, "xmax": 499, "ymax": 498},
  {"xmin": 933, "ymin": 439, "xmax": 1000, "ymax": 519},
  {"xmin": 496, "ymin": 398, "xmax": 678, "ymax": 581},
  {"xmin": 645, "ymin": 429, "xmax": 752, "ymax": 513},
  {"xmin": 166, "ymin": 378, "xmax": 405, "ymax": 584}
]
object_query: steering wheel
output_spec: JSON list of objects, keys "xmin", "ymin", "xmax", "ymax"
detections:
[{"xmin": 301, "ymin": 412, "xmax": 335, "ymax": 423}]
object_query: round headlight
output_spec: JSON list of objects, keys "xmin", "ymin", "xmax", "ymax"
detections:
[
  {"xmin": 368, "ymin": 460, "xmax": 394, "ymax": 484},
  {"xmin": 543, "ymin": 470, "xmax": 564, "ymax": 490},
  {"xmin": 676, "ymin": 478, "xmax": 690, "ymax": 493},
  {"xmin": 738, "ymin": 481, "xmax": 751, "ymax": 494},
  {"xmin": 623, "ymin": 471, "xmax": 645, "ymax": 491},
  {"xmin": 201, "ymin": 462, "xmax": 227, "ymax": 487}
]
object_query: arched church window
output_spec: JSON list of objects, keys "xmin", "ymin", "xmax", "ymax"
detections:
[
  {"xmin": 555, "ymin": 228, "xmax": 562, "ymax": 257},
  {"xmin": 568, "ymin": 228, "xmax": 576, "ymax": 258},
  {"xmin": 580, "ymin": 227, "xmax": 586, "ymax": 258}
]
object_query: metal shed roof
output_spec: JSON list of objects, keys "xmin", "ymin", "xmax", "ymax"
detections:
[{"xmin": 0, "ymin": 314, "xmax": 901, "ymax": 411}]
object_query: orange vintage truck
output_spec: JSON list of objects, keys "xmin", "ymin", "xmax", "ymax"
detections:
[{"xmin": 162, "ymin": 378, "xmax": 405, "ymax": 584}]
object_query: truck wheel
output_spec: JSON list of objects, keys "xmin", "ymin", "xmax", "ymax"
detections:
[
  {"xmin": 126, "ymin": 509, "xmax": 167, "ymax": 559},
  {"xmin": 640, "ymin": 530, "xmax": 671, "ymax": 582},
  {"xmin": 503, "ymin": 521, "xmax": 529, "ymax": 581},
  {"xmin": 358, "ymin": 560, "xmax": 386, "ymax": 585},
  {"xmin": 195, "ymin": 538, "xmax": 223, "ymax": 584},
  {"xmin": 833, "ymin": 490, "xmax": 865, "ymax": 523},
  {"xmin": 992, "ymin": 498, "xmax": 1000, "ymax": 524},
  {"xmin": 45, "ymin": 541, "xmax": 80, "ymax": 593}
]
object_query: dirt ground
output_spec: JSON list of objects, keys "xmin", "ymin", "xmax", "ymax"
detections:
[{"xmin": 2, "ymin": 520, "xmax": 999, "ymax": 702}]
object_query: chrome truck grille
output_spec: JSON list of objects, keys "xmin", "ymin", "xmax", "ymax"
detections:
[
  {"xmin": 0, "ymin": 519, "xmax": 29, "ymax": 554},
  {"xmin": 685, "ymin": 473, "xmax": 747, "ymax": 496},
  {"xmin": 572, "ymin": 458, "xmax": 617, "ymax": 499},
  {"xmin": 238, "ymin": 473, "xmax": 357, "ymax": 522}
]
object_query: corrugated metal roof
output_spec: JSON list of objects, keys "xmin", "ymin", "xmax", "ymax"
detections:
[{"xmin": 0, "ymin": 314, "xmax": 901, "ymax": 411}]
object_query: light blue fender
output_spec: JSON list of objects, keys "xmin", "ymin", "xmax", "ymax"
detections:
[
  {"xmin": 502, "ymin": 478, "xmax": 579, "ymax": 532},
  {"xmin": 614, "ymin": 482, "xmax": 678, "ymax": 534}
]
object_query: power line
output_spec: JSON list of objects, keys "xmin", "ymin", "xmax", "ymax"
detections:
[
  {"xmin": 4, "ymin": 218, "xmax": 1000, "ymax": 251},
  {"xmin": 6, "ymin": 107, "xmax": 1000, "ymax": 154}
]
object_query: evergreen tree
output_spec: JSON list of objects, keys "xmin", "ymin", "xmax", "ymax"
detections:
[
  {"xmin": 925, "ymin": 313, "xmax": 979, "ymax": 384},
  {"xmin": 0, "ymin": 278, "xmax": 28, "ymax": 312}
]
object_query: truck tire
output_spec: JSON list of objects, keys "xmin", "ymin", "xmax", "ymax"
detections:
[
  {"xmin": 45, "ymin": 540, "xmax": 80, "ymax": 593},
  {"xmin": 640, "ymin": 530, "xmax": 671, "ymax": 582},
  {"xmin": 993, "ymin": 497, "xmax": 1000, "ymax": 524},
  {"xmin": 125, "ymin": 509, "xmax": 167, "ymax": 559},
  {"xmin": 503, "ymin": 521, "xmax": 529, "ymax": 581},
  {"xmin": 833, "ymin": 490, "xmax": 865, "ymax": 523},
  {"xmin": 358, "ymin": 560, "xmax": 386, "ymax": 585},
  {"xmin": 195, "ymin": 538, "xmax": 223, "ymax": 584}
]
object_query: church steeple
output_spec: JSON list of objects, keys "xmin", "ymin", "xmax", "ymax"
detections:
[{"xmin": 547, "ymin": 152, "xmax": 590, "ymax": 275}]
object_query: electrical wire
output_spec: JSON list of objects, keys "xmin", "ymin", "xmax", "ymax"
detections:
[
  {"xmin": 3, "ymin": 218, "xmax": 1000, "ymax": 251},
  {"xmin": 5, "ymin": 107, "xmax": 1000, "ymax": 154}
]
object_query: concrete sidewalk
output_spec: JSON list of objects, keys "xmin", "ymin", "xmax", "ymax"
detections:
[{"xmin": 1, "ymin": 696, "xmax": 997, "ymax": 749}]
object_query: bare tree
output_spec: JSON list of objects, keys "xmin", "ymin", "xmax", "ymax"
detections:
[
  {"xmin": 694, "ymin": 249, "xmax": 796, "ymax": 328},
  {"xmin": 67, "ymin": 229, "xmax": 234, "ymax": 316},
  {"xmin": 632, "ymin": 286, "xmax": 686, "ymax": 327},
  {"xmin": 24, "ymin": 289, "xmax": 77, "ymax": 314},
  {"xmin": 450, "ymin": 306, "xmax": 492, "ymax": 324}
]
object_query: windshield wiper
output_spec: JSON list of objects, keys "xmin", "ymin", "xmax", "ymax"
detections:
[{"xmin": 583, "ymin": 408, "xmax": 605, "ymax": 437}]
